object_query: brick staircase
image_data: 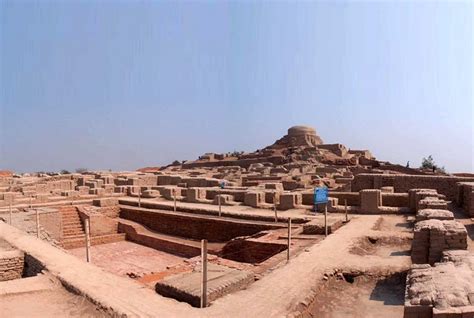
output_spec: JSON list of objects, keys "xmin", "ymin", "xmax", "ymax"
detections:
[{"xmin": 59, "ymin": 206, "xmax": 126, "ymax": 249}]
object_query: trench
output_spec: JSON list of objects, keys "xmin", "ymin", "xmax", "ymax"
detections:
[{"xmin": 302, "ymin": 271, "xmax": 407, "ymax": 318}]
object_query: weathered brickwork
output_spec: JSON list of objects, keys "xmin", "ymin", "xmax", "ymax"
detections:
[
  {"xmin": 0, "ymin": 249, "xmax": 24, "ymax": 281},
  {"xmin": 352, "ymin": 174, "xmax": 474, "ymax": 201}
]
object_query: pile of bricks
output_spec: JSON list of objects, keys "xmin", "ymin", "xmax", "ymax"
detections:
[
  {"xmin": 417, "ymin": 197, "xmax": 448, "ymax": 211},
  {"xmin": 408, "ymin": 189, "xmax": 447, "ymax": 212},
  {"xmin": 0, "ymin": 249, "xmax": 24, "ymax": 281},
  {"xmin": 411, "ymin": 219, "xmax": 468, "ymax": 265},
  {"xmin": 404, "ymin": 250, "xmax": 474, "ymax": 318},
  {"xmin": 415, "ymin": 209, "xmax": 454, "ymax": 222}
]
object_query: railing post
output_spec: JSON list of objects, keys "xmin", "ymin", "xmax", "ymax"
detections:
[
  {"xmin": 287, "ymin": 218, "xmax": 292, "ymax": 261},
  {"xmin": 324, "ymin": 203, "xmax": 328, "ymax": 237},
  {"xmin": 274, "ymin": 192, "xmax": 278, "ymax": 222},
  {"xmin": 173, "ymin": 189, "xmax": 177, "ymax": 213},
  {"xmin": 138, "ymin": 189, "xmax": 141, "ymax": 208},
  {"xmin": 36, "ymin": 209, "xmax": 40, "ymax": 238},
  {"xmin": 345, "ymin": 199, "xmax": 348, "ymax": 222},
  {"xmin": 218, "ymin": 189, "xmax": 222, "ymax": 217},
  {"xmin": 85, "ymin": 218, "xmax": 91, "ymax": 263},
  {"xmin": 200, "ymin": 239, "xmax": 208, "ymax": 308}
]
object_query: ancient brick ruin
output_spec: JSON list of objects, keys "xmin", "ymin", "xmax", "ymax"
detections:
[{"xmin": 0, "ymin": 125, "xmax": 472, "ymax": 317}]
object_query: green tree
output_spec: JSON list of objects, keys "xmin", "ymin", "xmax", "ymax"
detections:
[
  {"xmin": 420, "ymin": 155, "xmax": 447, "ymax": 173},
  {"xmin": 421, "ymin": 155, "xmax": 436, "ymax": 169}
]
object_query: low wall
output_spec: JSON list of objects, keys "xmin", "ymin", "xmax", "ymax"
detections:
[
  {"xmin": 457, "ymin": 183, "xmax": 474, "ymax": 217},
  {"xmin": 220, "ymin": 239, "xmax": 286, "ymax": 264},
  {"xmin": 0, "ymin": 249, "xmax": 24, "ymax": 281},
  {"xmin": 118, "ymin": 222, "xmax": 200, "ymax": 258},
  {"xmin": 381, "ymin": 193, "xmax": 409, "ymax": 208},
  {"xmin": 119, "ymin": 208, "xmax": 280, "ymax": 243},
  {"xmin": 352, "ymin": 174, "xmax": 474, "ymax": 201}
]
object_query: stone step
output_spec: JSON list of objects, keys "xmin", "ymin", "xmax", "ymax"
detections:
[
  {"xmin": 62, "ymin": 220, "xmax": 82, "ymax": 225},
  {"xmin": 61, "ymin": 233, "xmax": 126, "ymax": 249},
  {"xmin": 63, "ymin": 234, "xmax": 86, "ymax": 240},
  {"xmin": 63, "ymin": 230, "xmax": 85, "ymax": 236},
  {"xmin": 62, "ymin": 221, "xmax": 82, "ymax": 227},
  {"xmin": 63, "ymin": 227, "xmax": 84, "ymax": 232},
  {"xmin": 61, "ymin": 213, "xmax": 80, "ymax": 217}
]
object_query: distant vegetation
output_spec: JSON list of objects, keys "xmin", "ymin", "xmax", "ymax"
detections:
[
  {"xmin": 230, "ymin": 150, "xmax": 244, "ymax": 157},
  {"xmin": 75, "ymin": 168, "xmax": 88, "ymax": 174},
  {"xmin": 421, "ymin": 155, "xmax": 446, "ymax": 173}
]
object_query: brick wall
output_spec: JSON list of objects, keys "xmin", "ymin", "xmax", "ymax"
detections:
[
  {"xmin": 0, "ymin": 250, "xmax": 24, "ymax": 281},
  {"xmin": 352, "ymin": 174, "xmax": 474, "ymax": 201},
  {"xmin": 118, "ymin": 222, "xmax": 200, "ymax": 258},
  {"xmin": 221, "ymin": 239, "xmax": 286, "ymax": 263},
  {"xmin": 119, "ymin": 208, "xmax": 279, "ymax": 242},
  {"xmin": 39, "ymin": 210, "xmax": 62, "ymax": 240},
  {"xmin": 411, "ymin": 220, "xmax": 467, "ymax": 265},
  {"xmin": 381, "ymin": 193, "xmax": 409, "ymax": 207},
  {"xmin": 458, "ymin": 183, "xmax": 474, "ymax": 217}
]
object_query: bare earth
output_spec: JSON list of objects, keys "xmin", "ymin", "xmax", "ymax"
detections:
[
  {"xmin": 1, "ymin": 287, "xmax": 108, "ymax": 317},
  {"xmin": 304, "ymin": 275, "xmax": 405, "ymax": 318},
  {"xmin": 68, "ymin": 240, "xmax": 187, "ymax": 278}
]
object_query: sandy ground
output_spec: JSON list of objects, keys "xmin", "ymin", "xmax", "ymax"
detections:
[
  {"xmin": 304, "ymin": 274, "xmax": 405, "ymax": 318},
  {"xmin": 68, "ymin": 241, "xmax": 187, "ymax": 278},
  {"xmin": 1, "ymin": 285, "xmax": 108, "ymax": 317},
  {"xmin": 298, "ymin": 215, "xmax": 412, "ymax": 317}
]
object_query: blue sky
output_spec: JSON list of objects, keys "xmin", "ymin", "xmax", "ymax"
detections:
[{"xmin": 1, "ymin": 1, "xmax": 473, "ymax": 173}]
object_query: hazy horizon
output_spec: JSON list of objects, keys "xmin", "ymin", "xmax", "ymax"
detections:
[{"xmin": 1, "ymin": 1, "xmax": 473, "ymax": 173}]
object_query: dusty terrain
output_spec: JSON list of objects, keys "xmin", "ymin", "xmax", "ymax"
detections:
[{"xmin": 304, "ymin": 273, "xmax": 405, "ymax": 318}]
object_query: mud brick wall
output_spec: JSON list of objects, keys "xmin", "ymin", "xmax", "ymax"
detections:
[
  {"xmin": 221, "ymin": 239, "xmax": 286, "ymax": 264},
  {"xmin": 278, "ymin": 193, "xmax": 302, "ymax": 210},
  {"xmin": 93, "ymin": 198, "xmax": 118, "ymax": 207},
  {"xmin": 381, "ymin": 193, "xmax": 409, "ymax": 207},
  {"xmin": 352, "ymin": 174, "xmax": 474, "ymax": 201},
  {"xmin": 118, "ymin": 222, "xmax": 200, "ymax": 258},
  {"xmin": 98, "ymin": 206, "xmax": 120, "ymax": 218},
  {"xmin": 89, "ymin": 215, "xmax": 118, "ymax": 237},
  {"xmin": 39, "ymin": 210, "xmax": 62, "ymax": 240},
  {"xmin": 360, "ymin": 189, "xmax": 382, "ymax": 214},
  {"xmin": 458, "ymin": 183, "xmax": 474, "ymax": 217},
  {"xmin": 417, "ymin": 198, "xmax": 448, "ymax": 211},
  {"xmin": 411, "ymin": 220, "xmax": 467, "ymax": 265},
  {"xmin": 244, "ymin": 191, "xmax": 265, "ymax": 208},
  {"xmin": 0, "ymin": 250, "xmax": 24, "ymax": 281},
  {"xmin": 300, "ymin": 192, "xmax": 360, "ymax": 206},
  {"xmin": 327, "ymin": 192, "xmax": 360, "ymax": 206},
  {"xmin": 119, "ymin": 208, "xmax": 279, "ymax": 242},
  {"xmin": 206, "ymin": 189, "xmax": 246, "ymax": 202},
  {"xmin": 404, "ymin": 258, "xmax": 474, "ymax": 318}
]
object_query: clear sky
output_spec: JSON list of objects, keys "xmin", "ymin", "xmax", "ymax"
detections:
[{"xmin": 1, "ymin": 1, "xmax": 473, "ymax": 173}]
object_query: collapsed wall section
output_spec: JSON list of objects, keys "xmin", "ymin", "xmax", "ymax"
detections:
[{"xmin": 411, "ymin": 220, "xmax": 467, "ymax": 265}]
